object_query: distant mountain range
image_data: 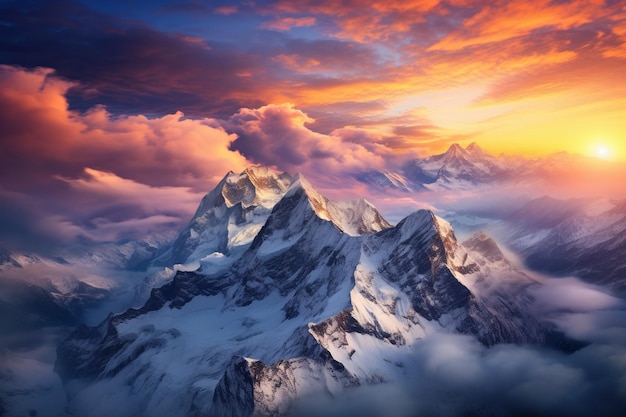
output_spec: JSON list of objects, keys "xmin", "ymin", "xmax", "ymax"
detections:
[
  {"xmin": 0, "ymin": 232, "xmax": 179, "ymax": 355},
  {"xmin": 55, "ymin": 167, "xmax": 580, "ymax": 417},
  {"xmin": 357, "ymin": 142, "xmax": 605, "ymax": 192},
  {"xmin": 493, "ymin": 196, "xmax": 626, "ymax": 294}
]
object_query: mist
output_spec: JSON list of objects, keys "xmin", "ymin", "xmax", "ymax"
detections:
[{"xmin": 288, "ymin": 277, "xmax": 626, "ymax": 417}]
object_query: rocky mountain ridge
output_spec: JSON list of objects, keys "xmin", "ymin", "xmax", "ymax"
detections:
[{"xmin": 55, "ymin": 167, "xmax": 574, "ymax": 417}]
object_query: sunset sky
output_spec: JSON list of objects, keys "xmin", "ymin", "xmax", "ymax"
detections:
[{"xmin": 1, "ymin": 0, "xmax": 625, "ymax": 249}]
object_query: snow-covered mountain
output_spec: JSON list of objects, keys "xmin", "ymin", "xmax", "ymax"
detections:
[
  {"xmin": 492, "ymin": 196, "xmax": 626, "ymax": 294},
  {"xmin": 357, "ymin": 142, "xmax": 610, "ymax": 193},
  {"xmin": 55, "ymin": 167, "xmax": 569, "ymax": 417},
  {"xmin": 354, "ymin": 170, "xmax": 414, "ymax": 192},
  {"xmin": 161, "ymin": 166, "xmax": 294, "ymax": 266},
  {"xmin": 0, "ymin": 252, "xmax": 99, "ymax": 330},
  {"xmin": 0, "ymin": 235, "xmax": 172, "ymax": 323},
  {"xmin": 358, "ymin": 142, "xmax": 518, "ymax": 192},
  {"xmin": 403, "ymin": 142, "xmax": 513, "ymax": 188}
]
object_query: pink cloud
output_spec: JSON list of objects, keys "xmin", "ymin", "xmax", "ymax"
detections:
[
  {"xmin": 0, "ymin": 66, "xmax": 422, "ymax": 246},
  {"xmin": 59, "ymin": 168, "xmax": 204, "ymax": 218},
  {"xmin": 261, "ymin": 16, "xmax": 316, "ymax": 31},
  {"xmin": 214, "ymin": 6, "xmax": 237, "ymax": 15},
  {"xmin": 266, "ymin": 0, "xmax": 440, "ymax": 41},
  {"xmin": 0, "ymin": 65, "xmax": 249, "ymax": 192},
  {"xmin": 1, "ymin": 168, "xmax": 206, "ymax": 245},
  {"xmin": 0, "ymin": 65, "xmax": 253, "ymax": 247},
  {"xmin": 430, "ymin": 0, "xmax": 610, "ymax": 51},
  {"xmin": 0, "ymin": 66, "xmax": 421, "ymax": 247},
  {"xmin": 224, "ymin": 103, "xmax": 409, "ymax": 179}
]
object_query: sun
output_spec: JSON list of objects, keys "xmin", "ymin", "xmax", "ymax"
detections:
[
  {"xmin": 596, "ymin": 146, "xmax": 609, "ymax": 158},
  {"xmin": 592, "ymin": 143, "xmax": 612, "ymax": 160}
]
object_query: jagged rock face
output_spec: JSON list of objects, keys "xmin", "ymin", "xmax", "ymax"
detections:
[
  {"xmin": 168, "ymin": 167, "xmax": 294, "ymax": 264},
  {"xmin": 268, "ymin": 175, "xmax": 391, "ymax": 236},
  {"xmin": 462, "ymin": 231, "xmax": 505, "ymax": 263},
  {"xmin": 211, "ymin": 355, "xmax": 357, "ymax": 417},
  {"xmin": 210, "ymin": 357, "xmax": 255, "ymax": 417},
  {"xmin": 372, "ymin": 211, "xmax": 472, "ymax": 321},
  {"xmin": 233, "ymin": 179, "xmax": 381, "ymax": 312},
  {"xmin": 55, "ymin": 167, "xmax": 561, "ymax": 417},
  {"xmin": 55, "ymin": 319, "xmax": 126, "ymax": 382},
  {"xmin": 55, "ymin": 271, "xmax": 225, "ymax": 382}
]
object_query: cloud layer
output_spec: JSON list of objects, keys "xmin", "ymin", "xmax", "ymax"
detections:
[
  {"xmin": 225, "ymin": 103, "xmax": 408, "ymax": 175},
  {"xmin": 0, "ymin": 65, "xmax": 249, "ymax": 248},
  {"xmin": 2, "ymin": 0, "xmax": 624, "ymax": 158},
  {"xmin": 289, "ymin": 277, "xmax": 626, "ymax": 417},
  {"xmin": 0, "ymin": 66, "xmax": 417, "ymax": 248},
  {"xmin": 1, "ymin": 64, "xmax": 624, "ymax": 250}
]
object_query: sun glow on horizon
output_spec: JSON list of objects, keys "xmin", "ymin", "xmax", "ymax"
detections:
[
  {"xmin": 596, "ymin": 146, "xmax": 610, "ymax": 158},
  {"xmin": 590, "ymin": 142, "xmax": 615, "ymax": 160}
]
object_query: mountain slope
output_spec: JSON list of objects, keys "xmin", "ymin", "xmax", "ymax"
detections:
[
  {"xmin": 0, "ymin": 277, "xmax": 76, "ymax": 335},
  {"xmin": 164, "ymin": 166, "xmax": 294, "ymax": 265},
  {"xmin": 494, "ymin": 196, "xmax": 626, "ymax": 294},
  {"xmin": 55, "ymin": 167, "xmax": 565, "ymax": 417}
]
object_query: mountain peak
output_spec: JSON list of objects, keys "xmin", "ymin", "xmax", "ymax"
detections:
[
  {"xmin": 168, "ymin": 167, "xmax": 293, "ymax": 264},
  {"xmin": 465, "ymin": 142, "xmax": 484, "ymax": 154},
  {"xmin": 396, "ymin": 210, "xmax": 455, "ymax": 247},
  {"xmin": 285, "ymin": 173, "xmax": 333, "ymax": 221},
  {"xmin": 438, "ymin": 143, "xmax": 470, "ymax": 165},
  {"xmin": 222, "ymin": 166, "xmax": 293, "ymax": 209},
  {"xmin": 286, "ymin": 172, "xmax": 314, "ymax": 194},
  {"xmin": 283, "ymin": 173, "xmax": 391, "ymax": 236},
  {"xmin": 462, "ymin": 231, "xmax": 505, "ymax": 263},
  {"xmin": 447, "ymin": 143, "xmax": 465, "ymax": 154},
  {"xmin": 242, "ymin": 166, "xmax": 292, "ymax": 187},
  {"xmin": 243, "ymin": 165, "xmax": 272, "ymax": 176}
]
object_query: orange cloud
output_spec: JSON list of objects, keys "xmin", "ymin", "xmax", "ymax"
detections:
[
  {"xmin": 3, "ymin": 0, "xmax": 625, "ymax": 167},
  {"xmin": 430, "ymin": 0, "xmax": 609, "ymax": 51},
  {"xmin": 603, "ymin": 5, "xmax": 626, "ymax": 58},
  {"xmin": 0, "ymin": 65, "xmax": 249, "ymax": 192},
  {"xmin": 261, "ymin": 16, "xmax": 317, "ymax": 31},
  {"xmin": 0, "ymin": 65, "xmax": 254, "ymax": 246},
  {"xmin": 267, "ymin": 0, "xmax": 441, "ymax": 41},
  {"xmin": 273, "ymin": 53, "xmax": 320, "ymax": 71}
]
